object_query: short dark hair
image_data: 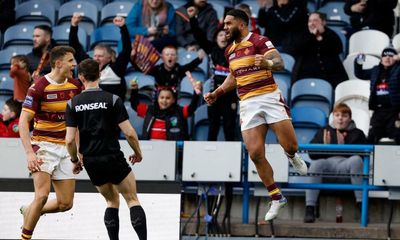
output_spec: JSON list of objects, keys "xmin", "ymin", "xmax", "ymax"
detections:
[
  {"xmin": 226, "ymin": 9, "xmax": 249, "ymax": 26},
  {"xmin": 78, "ymin": 59, "xmax": 100, "ymax": 82},
  {"xmin": 310, "ymin": 11, "xmax": 327, "ymax": 21},
  {"xmin": 5, "ymin": 98, "xmax": 22, "ymax": 117},
  {"xmin": 34, "ymin": 24, "xmax": 53, "ymax": 36},
  {"xmin": 49, "ymin": 45, "xmax": 75, "ymax": 68}
]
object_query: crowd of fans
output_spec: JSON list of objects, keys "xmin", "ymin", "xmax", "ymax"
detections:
[{"xmin": 0, "ymin": 0, "xmax": 400, "ymax": 224}]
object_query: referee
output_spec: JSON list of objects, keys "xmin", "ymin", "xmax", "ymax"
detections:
[{"xmin": 65, "ymin": 59, "xmax": 147, "ymax": 240}]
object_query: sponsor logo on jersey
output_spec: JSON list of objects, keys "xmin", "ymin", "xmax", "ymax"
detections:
[
  {"xmin": 47, "ymin": 93, "xmax": 58, "ymax": 100},
  {"xmin": 23, "ymin": 96, "xmax": 33, "ymax": 107},
  {"xmin": 75, "ymin": 102, "xmax": 108, "ymax": 112}
]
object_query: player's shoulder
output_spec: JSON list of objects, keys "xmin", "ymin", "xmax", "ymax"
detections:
[
  {"xmin": 250, "ymin": 33, "xmax": 269, "ymax": 44},
  {"xmin": 29, "ymin": 76, "xmax": 49, "ymax": 93},
  {"xmin": 67, "ymin": 78, "xmax": 83, "ymax": 88}
]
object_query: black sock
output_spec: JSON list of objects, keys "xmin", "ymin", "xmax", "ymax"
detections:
[
  {"xmin": 130, "ymin": 205, "xmax": 147, "ymax": 240},
  {"xmin": 104, "ymin": 208, "xmax": 119, "ymax": 240}
]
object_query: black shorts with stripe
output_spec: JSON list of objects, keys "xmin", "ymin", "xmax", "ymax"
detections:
[{"xmin": 83, "ymin": 151, "xmax": 131, "ymax": 186}]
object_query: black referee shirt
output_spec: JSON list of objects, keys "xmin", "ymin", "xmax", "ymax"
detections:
[{"xmin": 66, "ymin": 88, "xmax": 129, "ymax": 156}]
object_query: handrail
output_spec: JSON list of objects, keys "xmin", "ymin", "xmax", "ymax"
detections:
[{"xmin": 242, "ymin": 143, "xmax": 385, "ymax": 227}]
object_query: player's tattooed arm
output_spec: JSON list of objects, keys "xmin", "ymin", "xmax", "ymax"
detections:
[{"xmin": 264, "ymin": 49, "xmax": 284, "ymax": 71}]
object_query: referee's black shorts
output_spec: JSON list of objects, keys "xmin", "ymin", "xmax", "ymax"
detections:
[{"xmin": 83, "ymin": 151, "xmax": 132, "ymax": 186}]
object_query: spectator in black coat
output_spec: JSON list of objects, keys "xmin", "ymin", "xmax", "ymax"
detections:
[
  {"xmin": 257, "ymin": 0, "xmax": 308, "ymax": 56},
  {"xmin": 354, "ymin": 47, "xmax": 400, "ymax": 144},
  {"xmin": 175, "ymin": 0, "xmax": 219, "ymax": 51},
  {"xmin": 344, "ymin": 0, "xmax": 397, "ymax": 37},
  {"xmin": 293, "ymin": 12, "xmax": 348, "ymax": 88}
]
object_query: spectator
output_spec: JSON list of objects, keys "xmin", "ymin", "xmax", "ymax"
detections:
[
  {"xmin": 293, "ymin": 12, "xmax": 348, "ymax": 88},
  {"xmin": 344, "ymin": 0, "xmax": 397, "ymax": 37},
  {"xmin": 304, "ymin": 103, "xmax": 367, "ymax": 223},
  {"xmin": 0, "ymin": 0, "xmax": 15, "ymax": 34},
  {"xmin": 27, "ymin": 25, "xmax": 55, "ymax": 80},
  {"xmin": 126, "ymin": 0, "xmax": 177, "ymax": 52},
  {"xmin": 130, "ymin": 85, "xmax": 200, "ymax": 140},
  {"xmin": 176, "ymin": 0, "xmax": 218, "ymax": 51},
  {"xmin": 236, "ymin": 3, "xmax": 261, "ymax": 35},
  {"xmin": 148, "ymin": 45, "xmax": 205, "ymax": 91},
  {"xmin": 70, "ymin": 14, "xmax": 130, "ymax": 100},
  {"xmin": 189, "ymin": 9, "xmax": 237, "ymax": 141},
  {"xmin": 9, "ymin": 55, "xmax": 32, "ymax": 102},
  {"xmin": 354, "ymin": 47, "xmax": 400, "ymax": 144},
  {"xmin": 0, "ymin": 98, "xmax": 22, "ymax": 138},
  {"xmin": 257, "ymin": 0, "xmax": 308, "ymax": 56}
]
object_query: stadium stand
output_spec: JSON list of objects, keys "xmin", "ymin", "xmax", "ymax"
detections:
[
  {"xmin": 100, "ymin": 1, "xmax": 134, "ymax": 26},
  {"xmin": 291, "ymin": 78, "xmax": 333, "ymax": 116},
  {"xmin": 291, "ymin": 106, "xmax": 327, "ymax": 144},
  {"xmin": 2, "ymin": 24, "xmax": 34, "ymax": 49},
  {"xmin": 58, "ymin": 1, "xmax": 98, "ymax": 35},
  {"xmin": 15, "ymin": 1, "xmax": 56, "ymax": 26}
]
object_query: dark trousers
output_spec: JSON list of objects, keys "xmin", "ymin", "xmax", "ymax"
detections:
[
  {"xmin": 207, "ymin": 91, "xmax": 238, "ymax": 141},
  {"xmin": 368, "ymin": 108, "xmax": 400, "ymax": 144}
]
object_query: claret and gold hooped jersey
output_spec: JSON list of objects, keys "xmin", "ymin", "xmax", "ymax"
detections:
[
  {"xmin": 22, "ymin": 75, "xmax": 82, "ymax": 144},
  {"xmin": 225, "ymin": 33, "xmax": 278, "ymax": 101}
]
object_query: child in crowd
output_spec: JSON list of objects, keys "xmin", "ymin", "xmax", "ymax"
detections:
[
  {"xmin": 9, "ymin": 55, "xmax": 32, "ymax": 102},
  {"xmin": 130, "ymin": 82, "xmax": 201, "ymax": 140},
  {"xmin": 0, "ymin": 98, "xmax": 22, "ymax": 137}
]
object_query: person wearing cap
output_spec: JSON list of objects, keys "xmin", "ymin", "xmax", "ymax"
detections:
[{"xmin": 354, "ymin": 46, "xmax": 400, "ymax": 144}]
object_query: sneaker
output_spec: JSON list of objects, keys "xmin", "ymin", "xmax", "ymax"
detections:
[
  {"xmin": 288, "ymin": 153, "xmax": 308, "ymax": 175},
  {"xmin": 304, "ymin": 205, "xmax": 315, "ymax": 223},
  {"xmin": 264, "ymin": 196, "xmax": 287, "ymax": 221}
]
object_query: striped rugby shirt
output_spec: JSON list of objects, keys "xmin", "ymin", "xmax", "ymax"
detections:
[
  {"xmin": 22, "ymin": 75, "xmax": 82, "ymax": 144},
  {"xmin": 225, "ymin": 32, "xmax": 278, "ymax": 100}
]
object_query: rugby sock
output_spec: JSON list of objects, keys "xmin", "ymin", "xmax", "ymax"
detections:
[
  {"xmin": 130, "ymin": 205, "xmax": 147, "ymax": 240},
  {"xmin": 267, "ymin": 183, "xmax": 282, "ymax": 201},
  {"xmin": 104, "ymin": 208, "xmax": 119, "ymax": 240},
  {"xmin": 21, "ymin": 228, "xmax": 33, "ymax": 240}
]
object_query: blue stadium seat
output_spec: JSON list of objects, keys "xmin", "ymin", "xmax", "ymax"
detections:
[
  {"xmin": 280, "ymin": 52, "xmax": 295, "ymax": 73},
  {"xmin": 89, "ymin": 25, "xmax": 121, "ymax": 50},
  {"xmin": 0, "ymin": 47, "xmax": 31, "ymax": 70},
  {"xmin": 291, "ymin": 78, "xmax": 333, "ymax": 116},
  {"xmin": 192, "ymin": 104, "xmax": 224, "ymax": 141},
  {"xmin": 18, "ymin": 0, "xmax": 61, "ymax": 8},
  {"xmin": 0, "ymin": 70, "xmax": 14, "ymax": 93},
  {"xmin": 15, "ymin": 1, "xmax": 56, "ymax": 26},
  {"xmin": 266, "ymin": 130, "xmax": 278, "ymax": 144},
  {"xmin": 178, "ymin": 77, "xmax": 194, "ymax": 106},
  {"xmin": 67, "ymin": 0, "xmax": 105, "ymax": 11},
  {"xmin": 318, "ymin": 1, "xmax": 350, "ymax": 27},
  {"xmin": 124, "ymin": 102, "xmax": 144, "ymax": 139},
  {"xmin": 124, "ymin": 71, "xmax": 155, "ymax": 91},
  {"xmin": 307, "ymin": 0, "xmax": 319, "ymax": 12},
  {"xmin": 291, "ymin": 106, "xmax": 327, "ymax": 144},
  {"xmin": 3, "ymin": 24, "xmax": 34, "ymax": 49},
  {"xmin": 177, "ymin": 48, "xmax": 209, "ymax": 77},
  {"xmin": 100, "ymin": 1, "xmax": 134, "ymax": 26},
  {"xmin": 58, "ymin": 1, "xmax": 98, "ymax": 35},
  {"xmin": 52, "ymin": 25, "xmax": 88, "ymax": 51},
  {"xmin": 273, "ymin": 73, "xmax": 290, "ymax": 102},
  {"xmin": 209, "ymin": 1, "xmax": 226, "ymax": 21}
]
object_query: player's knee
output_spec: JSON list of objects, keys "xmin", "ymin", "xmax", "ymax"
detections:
[
  {"xmin": 58, "ymin": 201, "xmax": 73, "ymax": 212},
  {"xmin": 281, "ymin": 141, "xmax": 298, "ymax": 155},
  {"xmin": 248, "ymin": 149, "xmax": 265, "ymax": 164}
]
